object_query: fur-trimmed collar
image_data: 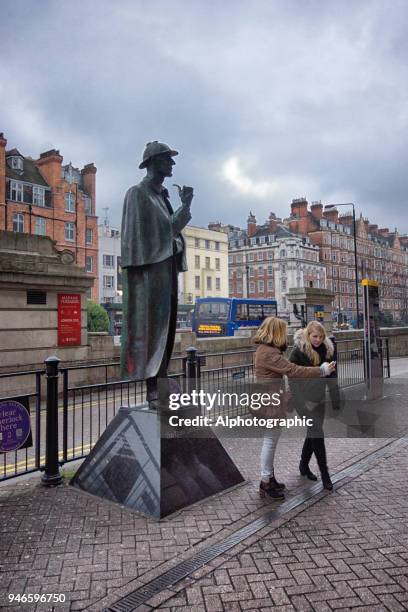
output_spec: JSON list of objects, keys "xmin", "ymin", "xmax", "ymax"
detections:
[{"xmin": 293, "ymin": 328, "xmax": 334, "ymax": 359}]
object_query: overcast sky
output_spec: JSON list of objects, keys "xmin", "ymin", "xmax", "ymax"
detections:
[{"xmin": 1, "ymin": 0, "xmax": 408, "ymax": 233}]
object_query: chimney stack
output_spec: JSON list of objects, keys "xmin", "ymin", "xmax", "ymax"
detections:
[
  {"xmin": 323, "ymin": 207, "xmax": 339, "ymax": 223},
  {"xmin": 310, "ymin": 201, "xmax": 323, "ymax": 220},
  {"xmin": 291, "ymin": 197, "xmax": 308, "ymax": 218},
  {"xmin": 268, "ymin": 212, "xmax": 278, "ymax": 233},
  {"xmin": 247, "ymin": 212, "xmax": 257, "ymax": 238}
]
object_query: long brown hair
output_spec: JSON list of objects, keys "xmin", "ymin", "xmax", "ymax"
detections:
[
  {"xmin": 303, "ymin": 321, "xmax": 326, "ymax": 365},
  {"xmin": 253, "ymin": 316, "xmax": 288, "ymax": 349}
]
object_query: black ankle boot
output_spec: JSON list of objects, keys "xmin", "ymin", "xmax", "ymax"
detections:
[
  {"xmin": 321, "ymin": 472, "xmax": 333, "ymax": 491},
  {"xmin": 299, "ymin": 461, "xmax": 318, "ymax": 481},
  {"xmin": 270, "ymin": 470, "xmax": 286, "ymax": 490},
  {"xmin": 259, "ymin": 480, "xmax": 285, "ymax": 500}
]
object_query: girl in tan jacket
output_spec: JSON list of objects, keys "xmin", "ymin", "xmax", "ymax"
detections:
[{"xmin": 254, "ymin": 317, "xmax": 335, "ymax": 499}]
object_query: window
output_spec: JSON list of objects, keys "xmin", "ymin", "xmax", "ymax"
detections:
[
  {"xmin": 103, "ymin": 275, "xmax": 114, "ymax": 289},
  {"xmin": 281, "ymin": 279, "xmax": 287, "ymax": 291},
  {"xmin": 65, "ymin": 192, "xmax": 75, "ymax": 213},
  {"xmin": 13, "ymin": 213, "xmax": 24, "ymax": 233},
  {"xmin": 215, "ymin": 241, "xmax": 220, "ymax": 251},
  {"xmin": 257, "ymin": 252, "xmax": 263, "ymax": 261},
  {"xmin": 249, "ymin": 253, "xmax": 255, "ymax": 261},
  {"xmin": 10, "ymin": 156, "xmax": 23, "ymax": 171},
  {"xmin": 103, "ymin": 254, "xmax": 115, "ymax": 268},
  {"xmin": 10, "ymin": 181, "xmax": 23, "ymax": 202},
  {"xmin": 215, "ymin": 258, "xmax": 220, "ymax": 270},
  {"xmin": 268, "ymin": 280, "xmax": 274, "ymax": 291},
  {"xmin": 280, "ymin": 249, "xmax": 286, "ymax": 257},
  {"xmin": 195, "ymin": 255, "xmax": 200, "ymax": 268},
  {"xmin": 86, "ymin": 228, "xmax": 93, "ymax": 244},
  {"xmin": 85, "ymin": 256, "xmax": 93, "ymax": 272},
  {"xmin": 216, "ymin": 277, "xmax": 221, "ymax": 291},
  {"xmin": 268, "ymin": 265, "xmax": 273, "ymax": 275},
  {"xmin": 32, "ymin": 185, "xmax": 45, "ymax": 206},
  {"xmin": 249, "ymin": 267, "xmax": 254, "ymax": 277},
  {"xmin": 84, "ymin": 195, "xmax": 92, "ymax": 215},
  {"xmin": 258, "ymin": 265, "xmax": 263, "ymax": 274},
  {"xmin": 195, "ymin": 238, "xmax": 200, "ymax": 248},
  {"xmin": 258, "ymin": 280, "xmax": 264, "ymax": 292},
  {"xmin": 205, "ymin": 240, "xmax": 210, "ymax": 249},
  {"xmin": 65, "ymin": 222, "xmax": 75, "ymax": 242},
  {"xmin": 195, "ymin": 275, "xmax": 200, "ymax": 289},
  {"xmin": 206, "ymin": 276, "xmax": 212, "ymax": 290},
  {"xmin": 34, "ymin": 217, "xmax": 46, "ymax": 235},
  {"xmin": 205, "ymin": 256, "xmax": 210, "ymax": 269},
  {"xmin": 249, "ymin": 282, "xmax": 255, "ymax": 294},
  {"xmin": 268, "ymin": 251, "xmax": 274, "ymax": 259}
]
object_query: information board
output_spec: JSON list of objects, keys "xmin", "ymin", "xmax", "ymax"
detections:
[{"xmin": 58, "ymin": 293, "xmax": 81, "ymax": 346}]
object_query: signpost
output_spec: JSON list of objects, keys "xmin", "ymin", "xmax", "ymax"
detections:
[
  {"xmin": 58, "ymin": 293, "xmax": 81, "ymax": 346},
  {"xmin": 362, "ymin": 279, "xmax": 383, "ymax": 399}
]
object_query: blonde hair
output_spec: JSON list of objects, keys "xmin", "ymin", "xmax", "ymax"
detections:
[
  {"xmin": 303, "ymin": 321, "xmax": 327, "ymax": 365},
  {"xmin": 253, "ymin": 316, "xmax": 288, "ymax": 349}
]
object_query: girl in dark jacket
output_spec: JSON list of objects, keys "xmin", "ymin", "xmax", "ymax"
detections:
[{"xmin": 289, "ymin": 321, "xmax": 340, "ymax": 491}]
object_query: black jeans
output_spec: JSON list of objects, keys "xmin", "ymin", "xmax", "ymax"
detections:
[{"xmin": 297, "ymin": 402, "xmax": 330, "ymax": 477}]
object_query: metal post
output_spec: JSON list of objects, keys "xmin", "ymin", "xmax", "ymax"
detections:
[
  {"xmin": 42, "ymin": 356, "xmax": 62, "ymax": 486},
  {"xmin": 352, "ymin": 206, "xmax": 360, "ymax": 328},
  {"xmin": 186, "ymin": 346, "xmax": 198, "ymax": 394}
]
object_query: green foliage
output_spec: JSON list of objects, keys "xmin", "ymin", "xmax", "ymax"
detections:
[{"xmin": 87, "ymin": 300, "xmax": 110, "ymax": 332}]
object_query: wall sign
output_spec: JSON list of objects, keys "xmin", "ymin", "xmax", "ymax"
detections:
[
  {"xmin": 58, "ymin": 293, "xmax": 81, "ymax": 346},
  {"xmin": 0, "ymin": 399, "xmax": 32, "ymax": 453}
]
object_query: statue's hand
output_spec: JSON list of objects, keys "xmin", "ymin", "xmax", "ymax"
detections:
[{"xmin": 173, "ymin": 184, "xmax": 194, "ymax": 207}]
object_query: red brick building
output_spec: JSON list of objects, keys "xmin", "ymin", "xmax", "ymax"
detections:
[
  {"xmin": 0, "ymin": 133, "xmax": 98, "ymax": 301},
  {"xmin": 286, "ymin": 198, "xmax": 408, "ymax": 324}
]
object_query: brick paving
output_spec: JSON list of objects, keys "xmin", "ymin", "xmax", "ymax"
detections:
[
  {"xmin": 1, "ymin": 432, "xmax": 407, "ymax": 611},
  {"xmin": 157, "ymin": 442, "xmax": 408, "ymax": 611}
]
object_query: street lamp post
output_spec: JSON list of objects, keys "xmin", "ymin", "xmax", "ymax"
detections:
[{"xmin": 326, "ymin": 203, "xmax": 360, "ymax": 328}]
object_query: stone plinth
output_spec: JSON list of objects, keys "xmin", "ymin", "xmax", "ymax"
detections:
[{"xmin": 287, "ymin": 287, "xmax": 335, "ymax": 333}]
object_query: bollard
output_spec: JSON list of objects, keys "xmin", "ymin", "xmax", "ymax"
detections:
[
  {"xmin": 185, "ymin": 346, "xmax": 198, "ymax": 394},
  {"xmin": 41, "ymin": 356, "xmax": 62, "ymax": 486}
]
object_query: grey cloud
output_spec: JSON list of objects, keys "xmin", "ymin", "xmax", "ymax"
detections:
[{"xmin": 1, "ymin": 0, "xmax": 407, "ymax": 232}]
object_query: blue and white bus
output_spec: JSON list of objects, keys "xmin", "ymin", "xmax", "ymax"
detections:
[{"xmin": 192, "ymin": 297, "xmax": 278, "ymax": 337}]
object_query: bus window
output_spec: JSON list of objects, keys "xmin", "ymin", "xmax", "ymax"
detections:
[
  {"xmin": 198, "ymin": 301, "xmax": 229, "ymax": 321},
  {"xmin": 248, "ymin": 304, "xmax": 264, "ymax": 320},
  {"xmin": 262, "ymin": 304, "xmax": 278, "ymax": 317},
  {"xmin": 235, "ymin": 303, "xmax": 248, "ymax": 321}
]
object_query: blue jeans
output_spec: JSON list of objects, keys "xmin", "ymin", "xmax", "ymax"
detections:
[{"xmin": 260, "ymin": 427, "xmax": 282, "ymax": 478}]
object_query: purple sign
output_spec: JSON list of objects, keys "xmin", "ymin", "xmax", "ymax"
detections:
[{"xmin": 0, "ymin": 400, "xmax": 32, "ymax": 453}]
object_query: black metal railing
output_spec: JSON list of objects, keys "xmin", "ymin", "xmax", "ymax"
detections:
[{"xmin": 0, "ymin": 338, "xmax": 390, "ymax": 482}]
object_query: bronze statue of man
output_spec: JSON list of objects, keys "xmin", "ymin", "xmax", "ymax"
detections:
[{"xmin": 121, "ymin": 142, "xmax": 193, "ymax": 408}]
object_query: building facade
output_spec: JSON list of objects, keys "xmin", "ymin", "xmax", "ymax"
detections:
[
  {"xmin": 180, "ymin": 225, "xmax": 229, "ymax": 304},
  {"xmin": 0, "ymin": 133, "xmax": 98, "ymax": 301},
  {"xmin": 98, "ymin": 217, "xmax": 122, "ymax": 305},
  {"xmin": 286, "ymin": 199, "xmax": 408, "ymax": 324},
  {"xmin": 226, "ymin": 213, "xmax": 325, "ymax": 317}
]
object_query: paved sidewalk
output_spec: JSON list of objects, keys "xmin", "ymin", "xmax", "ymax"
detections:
[
  {"xmin": 1, "ymin": 432, "xmax": 407, "ymax": 611},
  {"xmin": 1, "ymin": 372, "xmax": 408, "ymax": 611}
]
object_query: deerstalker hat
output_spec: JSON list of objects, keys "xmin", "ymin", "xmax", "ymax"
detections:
[{"xmin": 139, "ymin": 141, "xmax": 178, "ymax": 169}]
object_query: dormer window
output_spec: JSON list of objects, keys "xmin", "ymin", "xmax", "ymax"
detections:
[{"xmin": 10, "ymin": 156, "xmax": 23, "ymax": 171}]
